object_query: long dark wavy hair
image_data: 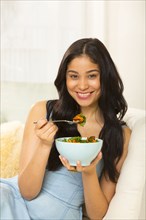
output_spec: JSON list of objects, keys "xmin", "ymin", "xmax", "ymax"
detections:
[{"xmin": 46, "ymin": 38, "xmax": 127, "ymax": 183}]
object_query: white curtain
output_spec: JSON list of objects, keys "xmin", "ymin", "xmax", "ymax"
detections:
[
  {"xmin": 1, "ymin": 0, "xmax": 145, "ymax": 109},
  {"xmin": 1, "ymin": 0, "xmax": 105, "ymax": 83}
]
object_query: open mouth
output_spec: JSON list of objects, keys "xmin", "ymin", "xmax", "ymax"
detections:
[{"xmin": 77, "ymin": 92, "xmax": 94, "ymax": 99}]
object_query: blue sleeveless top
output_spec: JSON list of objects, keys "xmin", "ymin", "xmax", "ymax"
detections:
[{"xmin": 0, "ymin": 161, "xmax": 103, "ymax": 220}]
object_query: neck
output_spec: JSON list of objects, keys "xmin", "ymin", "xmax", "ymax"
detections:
[{"xmin": 80, "ymin": 106, "xmax": 104, "ymax": 127}]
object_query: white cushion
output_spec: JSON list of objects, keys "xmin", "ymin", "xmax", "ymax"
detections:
[{"xmin": 0, "ymin": 121, "xmax": 24, "ymax": 178}]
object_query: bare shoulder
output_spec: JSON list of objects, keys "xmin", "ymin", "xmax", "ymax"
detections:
[
  {"xmin": 30, "ymin": 100, "xmax": 47, "ymax": 115},
  {"xmin": 22, "ymin": 100, "xmax": 48, "ymax": 139},
  {"xmin": 26, "ymin": 100, "xmax": 48, "ymax": 124}
]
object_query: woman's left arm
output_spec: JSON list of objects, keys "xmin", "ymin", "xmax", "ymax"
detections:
[{"xmin": 82, "ymin": 127, "xmax": 131, "ymax": 220}]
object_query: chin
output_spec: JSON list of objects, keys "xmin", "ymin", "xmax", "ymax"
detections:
[{"xmin": 76, "ymin": 100, "xmax": 93, "ymax": 107}]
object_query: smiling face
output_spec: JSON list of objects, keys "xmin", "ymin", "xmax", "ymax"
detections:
[{"xmin": 66, "ymin": 55, "xmax": 101, "ymax": 108}]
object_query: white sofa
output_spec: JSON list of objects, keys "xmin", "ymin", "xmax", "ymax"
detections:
[
  {"xmin": 104, "ymin": 108, "xmax": 145, "ymax": 219},
  {"xmin": 1, "ymin": 81, "xmax": 145, "ymax": 219}
]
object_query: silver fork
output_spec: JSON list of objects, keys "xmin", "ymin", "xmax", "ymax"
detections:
[
  {"xmin": 33, "ymin": 120, "xmax": 78, "ymax": 125},
  {"xmin": 51, "ymin": 120, "xmax": 78, "ymax": 125}
]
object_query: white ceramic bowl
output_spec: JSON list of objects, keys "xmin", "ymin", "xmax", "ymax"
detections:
[{"xmin": 55, "ymin": 137, "xmax": 103, "ymax": 166}]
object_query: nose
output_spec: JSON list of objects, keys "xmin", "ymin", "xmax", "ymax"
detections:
[{"xmin": 78, "ymin": 77, "xmax": 89, "ymax": 90}]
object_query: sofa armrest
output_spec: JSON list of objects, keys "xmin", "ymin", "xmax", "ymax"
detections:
[{"xmin": 103, "ymin": 108, "xmax": 146, "ymax": 219}]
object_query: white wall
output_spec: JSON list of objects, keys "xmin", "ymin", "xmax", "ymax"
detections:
[
  {"xmin": 1, "ymin": 1, "xmax": 105, "ymax": 83},
  {"xmin": 105, "ymin": 1, "xmax": 145, "ymax": 110},
  {"xmin": 1, "ymin": 0, "xmax": 145, "ymax": 110}
]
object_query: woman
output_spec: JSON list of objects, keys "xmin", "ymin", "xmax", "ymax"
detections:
[{"xmin": 0, "ymin": 38, "xmax": 131, "ymax": 219}]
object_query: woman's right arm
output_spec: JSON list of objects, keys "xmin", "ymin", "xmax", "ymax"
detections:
[{"xmin": 18, "ymin": 101, "xmax": 58, "ymax": 200}]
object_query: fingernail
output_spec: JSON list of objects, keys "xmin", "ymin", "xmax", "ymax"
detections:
[
  {"xmin": 99, "ymin": 152, "xmax": 102, "ymax": 158},
  {"xmin": 77, "ymin": 161, "xmax": 80, "ymax": 165},
  {"xmin": 62, "ymin": 157, "xmax": 66, "ymax": 161}
]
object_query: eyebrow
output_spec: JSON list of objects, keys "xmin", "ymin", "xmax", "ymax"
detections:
[
  {"xmin": 86, "ymin": 69, "xmax": 100, "ymax": 74},
  {"xmin": 67, "ymin": 69, "xmax": 100, "ymax": 74}
]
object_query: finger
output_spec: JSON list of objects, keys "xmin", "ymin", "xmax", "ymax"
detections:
[
  {"xmin": 97, "ymin": 151, "xmax": 102, "ymax": 161},
  {"xmin": 66, "ymin": 165, "xmax": 77, "ymax": 172},
  {"xmin": 34, "ymin": 119, "xmax": 48, "ymax": 129},
  {"xmin": 91, "ymin": 151, "xmax": 102, "ymax": 166},
  {"xmin": 35, "ymin": 122, "xmax": 57, "ymax": 135},
  {"xmin": 59, "ymin": 156, "xmax": 77, "ymax": 171},
  {"xmin": 59, "ymin": 155, "xmax": 67, "ymax": 167},
  {"xmin": 40, "ymin": 122, "xmax": 56, "ymax": 135},
  {"xmin": 47, "ymin": 129, "xmax": 58, "ymax": 142},
  {"xmin": 40, "ymin": 126, "xmax": 58, "ymax": 141},
  {"xmin": 35, "ymin": 121, "xmax": 57, "ymax": 137},
  {"xmin": 76, "ymin": 161, "xmax": 83, "ymax": 172}
]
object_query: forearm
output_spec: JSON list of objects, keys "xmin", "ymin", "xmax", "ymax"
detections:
[
  {"xmin": 82, "ymin": 170, "xmax": 109, "ymax": 220},
  {"xmin": 18, "ymin": 144, "xmax": 51, "ymax": 200}
]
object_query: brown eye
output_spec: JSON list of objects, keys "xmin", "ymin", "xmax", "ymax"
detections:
[
  {"xmin": 88, "ymin": 74, "xmax": 97, "ymax": 79},
  {"xmin": 70, "ymin": 74, "xmax": 78, "ymax": 79}
]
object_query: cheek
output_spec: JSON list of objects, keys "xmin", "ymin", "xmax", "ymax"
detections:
[
  {"xmin": 92, "ymin": 80, "xmax": 100, "ymax": 90},
  {"xmin": 66, "ymin": 81, "xmax": 75, "ymax": 98},
  {"xmin": 66, "ymin": 79, "xmax": 76, "ymax": 90}
]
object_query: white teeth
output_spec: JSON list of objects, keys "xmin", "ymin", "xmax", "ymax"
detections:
[{"xmin": 78, "ymin": 93, "xmax": 90, "ymax": 97}]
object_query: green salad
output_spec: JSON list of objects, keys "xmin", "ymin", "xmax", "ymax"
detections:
[{"xmin": 61, "ymin": 136, "xmax": 98, "ymax": 143}]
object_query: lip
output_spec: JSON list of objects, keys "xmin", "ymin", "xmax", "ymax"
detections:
[{"xmin": 76, "ymin": 92, "xmax": 94, "ymax": 99}]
